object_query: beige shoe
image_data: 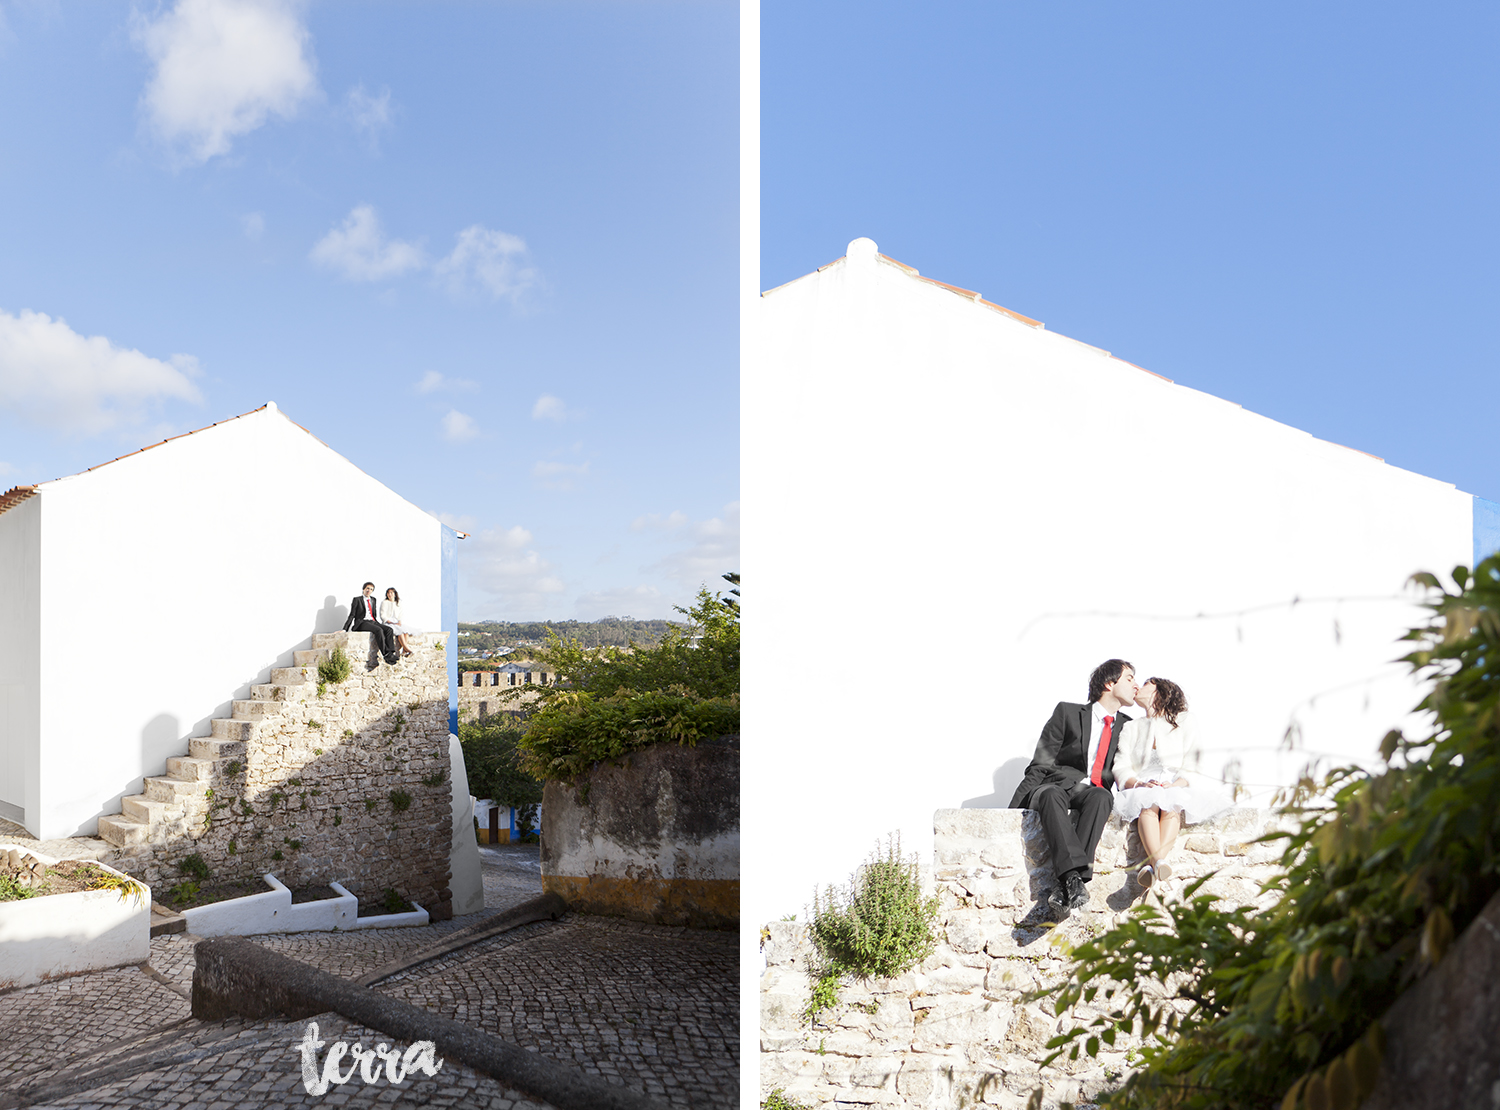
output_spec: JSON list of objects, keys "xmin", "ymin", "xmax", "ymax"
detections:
[
  {"xmin": 1137, "ymin": 864, "xmax": 1155, "ymax": 889},
  {"xmin": 1155, "ymin": 863, "xmax": 1173, "ymax": 882}
]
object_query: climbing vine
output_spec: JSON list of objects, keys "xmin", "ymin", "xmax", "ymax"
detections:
[{"xmin": 1043, "ymin": 559, "xmax": 1500, "ymax": 1109}]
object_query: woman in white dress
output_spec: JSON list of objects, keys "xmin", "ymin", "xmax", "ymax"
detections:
[
  {"xmin": 379, "ymin": 587, "xmax": 414, "ymax": 657},
  {"xmin": 1112, "ymin": 677, "xmax": 1231, "ymax": 889}
]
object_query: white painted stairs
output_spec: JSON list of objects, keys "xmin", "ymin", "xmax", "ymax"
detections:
[{"xmin": 96, "ymin": 632, "xmax": 375, "ymax": 849}]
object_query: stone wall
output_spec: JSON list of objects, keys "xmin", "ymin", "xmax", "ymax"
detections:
[
  {"xmin": 541, "ymin": 735, "xmax": 738, "ymax": 929},
  {"xmin": 107, "ymin": 632, "xmax": 457, "ymax": 919},
  {"xmin": 760, "ymin": 807, "xmax": 1290, "ymax": 1109},
  {"xmin": 456, "ymin": 680, "xmax": 544, "ymax": 722}
]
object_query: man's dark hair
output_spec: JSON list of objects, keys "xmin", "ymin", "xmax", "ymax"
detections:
[
  {"xmin": 362, "ymin": 581, "xmax": 375, "ymax": 590},
  {"xmin": 1087, "ymin": 658, "xmax": 1134, "ymax": 703}
]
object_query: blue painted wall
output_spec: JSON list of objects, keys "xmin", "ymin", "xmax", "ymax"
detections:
[
  {"xmin": 1475, "ymin": 497, "xmax": 1500, "ymax": 572},
  {"xmin": 441, "ymin": 525, "xmax": 459, "ymax": 733}
]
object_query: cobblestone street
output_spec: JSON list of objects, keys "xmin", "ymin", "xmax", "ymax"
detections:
[{"xmin": 0, "ymin": 842, "xmax": 737, "ymax": 1109}]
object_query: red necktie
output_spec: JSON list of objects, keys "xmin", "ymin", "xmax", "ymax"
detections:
[
  {"xmin": 366, "ymin": 598, "xmax": 374, "ymax": 619},
  {"xmin": 1090, "ymin": 715, "xmax": 1114, "ymax": 787}
]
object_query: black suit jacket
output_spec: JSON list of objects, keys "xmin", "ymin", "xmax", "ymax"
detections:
[
  {"xmin": 1008, "ymin": 701, "xmax": 1132, "ymax": 808},
  {"xmin": 343, "ymin": 595, "xmax": 380, "ymax": 631}
]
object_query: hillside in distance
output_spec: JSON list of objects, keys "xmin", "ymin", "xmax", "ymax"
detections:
[{"xmin": 458, "ymin": 617, "xmax": 683, "ymax": 654}]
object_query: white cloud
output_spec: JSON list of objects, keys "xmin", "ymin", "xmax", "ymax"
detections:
[
  {"xmin": 415, "ymin": 370, "xmax": 477, "ymax": 394},
  {"xmin": 631, "ymin": 510, "xmax": 689, "ymax": 532},
  {"xmin": 440, "ymin": 410, "xmax": 478, "ymax": 442},
  {"xmin": 531, "ymin": 394, "xmax": 575, "ymax": 421},
  {"xmin": 434, "ymin": 225, "xmax": 540, "ymax": 302},
  {"xmin": 241, "ymin": 211, "xmax": 265, "ymax": 240},
  {"xmin": 648, "ymin": 501, "xmax": 740, "ymax": 588},
  {"xmin": 134, "ymin": 0, "xmax": 319, "ymax": 164},
  {"xmin": 310, "ymin": 205, "xmax": 425, "ymax": 281},
  {"xmin": 0, "ymin": 309, "xmax": 202, "ymax": 436},
  {"xmin": 346, "ymin": 84, "xmax": 391, "ymax": 144},
  {"xmin": 458, "ymin": 523, "xmax": 566, "ymax": 618}
]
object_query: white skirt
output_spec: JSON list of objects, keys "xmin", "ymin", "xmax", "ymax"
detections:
[{"xmin": 1114, "ymin": 783, "xmax": 1232, "ymax": 826}]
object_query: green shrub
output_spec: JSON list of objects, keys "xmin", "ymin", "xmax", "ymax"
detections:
[
  {"xmin": 460, "ymin": 717, "xmax": 543, "ymax": 808},
  {"xmin": 511, "ymin": 586, "xmax": 741, "ymax": 783},
  {"xmin": 382, "ymin": 888, "xmax": 413, "ymax": 914},
  {"xmin": 389, "ymin": 789, "xmax": 412, "ymax": 813},
  {"xmin": 0, "ymin": 874, "xmax": 35, "ymax": 901},
  {"xmin": 518, "ymin": 688, "xmax": 738, "ymax": 783},
  {"xmin": 762, "ymin": 1090, "xmax": 812, "ymax": 1110},
  {"xmin": 178, "ymin": 853, "xmax": 210, "ymax": 882},
  {"xmin": 1046, "ymin": 559, "xmax": 1500, "ymax": 1109},
  {"xmin": 318, "ymin": 645, "xmax": 352, "ymax": 688},
  {"xmin": 804, "ymin": 835, "xmax": 938, "ymax": 1024}
]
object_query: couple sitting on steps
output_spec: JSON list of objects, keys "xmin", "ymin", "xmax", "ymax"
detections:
[
  {"xmin": 342, "ymin": 581, "xmax": 415, "ymax": 666},
  {"xmin": 1009, "ymin": 658, "xmax": 1231, "ymax": 916}
]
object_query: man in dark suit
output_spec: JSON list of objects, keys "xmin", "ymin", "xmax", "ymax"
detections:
[
  {"xmin": 343, "ymin": 581, "xmax": 400, "ymax": 665},
  {"xmin": 1010, "ymin": 658, "xmax": 1137, "ymax": 915}
]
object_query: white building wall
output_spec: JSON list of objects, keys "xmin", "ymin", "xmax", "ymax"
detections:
[
  {"xmin": 30, "ymin": 404, "xmax": 442, "ymax": 838},
  {"xmin": 744, "ymin": 238, "xmax": 1471, "ymax": 926},
  {"xmin": 0, "ymin": 496, "xmax": 41, "ymax": 825}
]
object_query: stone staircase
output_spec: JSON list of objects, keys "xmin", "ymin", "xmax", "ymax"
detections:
[{"xmin": 97, "ymin": 632, "xmax": 371, "ymax": 849}]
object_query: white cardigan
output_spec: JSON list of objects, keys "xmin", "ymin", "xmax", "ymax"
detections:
[
  {"xmin": 1112, "ymin": 711, "xmax": 1206, "ymax": 788},
  {"xmin": 379, "ymin": 599, "xmax": 402, "ymax": 626}
]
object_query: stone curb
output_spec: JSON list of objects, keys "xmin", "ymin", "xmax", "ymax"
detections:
[
  {"xmin": 192, "ymin": 929, "xmax": 671, "ymax": 1110},
  {"xmin": 352, "ymin": 891, "xmax": 567, "ymax": 987}
]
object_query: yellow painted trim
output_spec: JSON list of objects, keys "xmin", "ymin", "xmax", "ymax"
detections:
[{"xmin": 544, "ymin": 875, "xmax": 738, "ymax": 929}]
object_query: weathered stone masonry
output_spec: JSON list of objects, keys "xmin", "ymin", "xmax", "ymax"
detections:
[
  {"xmin": 761, "ymin": 807, "xmax": 1291, "ymax": 1109},
  {"xmin": 101, "ymin": 631, "xmax": 457, "ymax": 919},
  {"xmin": 542, "ymin": 734, "xmax": 739, "ymax": 929}
]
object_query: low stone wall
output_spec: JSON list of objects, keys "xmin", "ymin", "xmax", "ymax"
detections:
[
  {"xmin": 108, "ymin": 632, "xmax": 457, "ymax": 919},
  {"xmin": 541, "ymin": 735, "xmax": 738, "ymax": 929},
  {"xmin": 760, "ymin": 807, "xmax": 1290, "ymax": 1109}
]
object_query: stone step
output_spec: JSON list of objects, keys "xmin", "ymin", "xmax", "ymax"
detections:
[
  {"xmin": 270, "ymin": 668, "xmax": 311, "ymax": 686},
  {"xmin": 146, "ymin": 774, "xmax": 210, "ymax": 802},
  {"xmin": 188, "ymin": 737, "xmax": 245, "ymax": 761},
  {"xmin": 211, "ymin": 718, "xmax": 260, "ymax": 742},
  {"xmin": 163, "ymin": 756, "xmax": 219, "ymax": 784},
  {"xmin": 97, "ymin": 813, "xmax": 149, "ymax": 848},
  {"xmin": 231, "ymin": 700, "xmax": 281, "ymax": 721},
  {"xmin": 253, "ymin": 681, "xmax": 311, "ymax": 702},
  {"xmin": 122, "ymin": 794, "xmax": 183, "ymax": 825},
  {"xmin": 313, "ymin": 632, "xmax": 373, "ymax": 652},
  {"xmin": 293, "ymin": 648, "xmax": 332, "ymax": 667},
  {"xmin": 150, "ymin": 902, "xmax": 186, "ymax": 938}
]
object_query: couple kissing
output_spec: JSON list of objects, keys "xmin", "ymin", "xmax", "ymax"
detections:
[{"xmin": 1008, "ymin": 659, "xmax": 1230, "ymax": 916}]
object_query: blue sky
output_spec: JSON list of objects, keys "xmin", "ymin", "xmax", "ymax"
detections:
[
  {"xmin": 0, "ymin": 0, "xmax": 738, "ymax": 622},
  {"xmin": 762, "ymin": 2, "xmax": 1500, "ymax": 505}
]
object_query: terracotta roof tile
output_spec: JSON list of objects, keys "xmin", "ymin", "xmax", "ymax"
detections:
[
  {"xmin": 0, "ymin": 485, "xmax": 38, "ymax": 519},
  {"xmin": 773, "ymin": 246, "xmax": 1396, "ymax": 472}
]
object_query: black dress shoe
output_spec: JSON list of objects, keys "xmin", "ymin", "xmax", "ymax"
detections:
[
  {"xmin": 1065, "ymin": 872, "xmax": 1089, "ymax": 909},
  {"xmin": 1047, "ymin": 881, "xmax": 1070, "ymax": 916}
]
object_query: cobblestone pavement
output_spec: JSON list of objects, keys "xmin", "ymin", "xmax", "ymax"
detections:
[
  {"xmin": 377, "ymin": 916, "xmax": 737, "ymax": 1110},
  {"xmin": 18, "ymin": 1012, "xmax": 557, "ymax": 1109},
  {"xmin": 0, "ymin": 841, "xmax": 737, "ymax": 1109}
]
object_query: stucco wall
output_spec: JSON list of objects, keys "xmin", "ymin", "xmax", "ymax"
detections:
[
  {"xmin": 0, "ymin": 495, "xmax": 40, "ymax": 824},
  {"xmin": 22, "ymin": 404, "xmax": 444, "ymax": 838},
  {"xmin": 745, "ymin": 238, "xmax": 1474, "ymax": 925},
  {"xmin": 540, "ymin": 734, "xmax": 738, "ymax": 928}
]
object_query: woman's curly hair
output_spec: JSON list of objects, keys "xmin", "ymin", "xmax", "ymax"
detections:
[{"xmin": 1147, "ymin": 676, "xmax": 1188, "ymax": 727}]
